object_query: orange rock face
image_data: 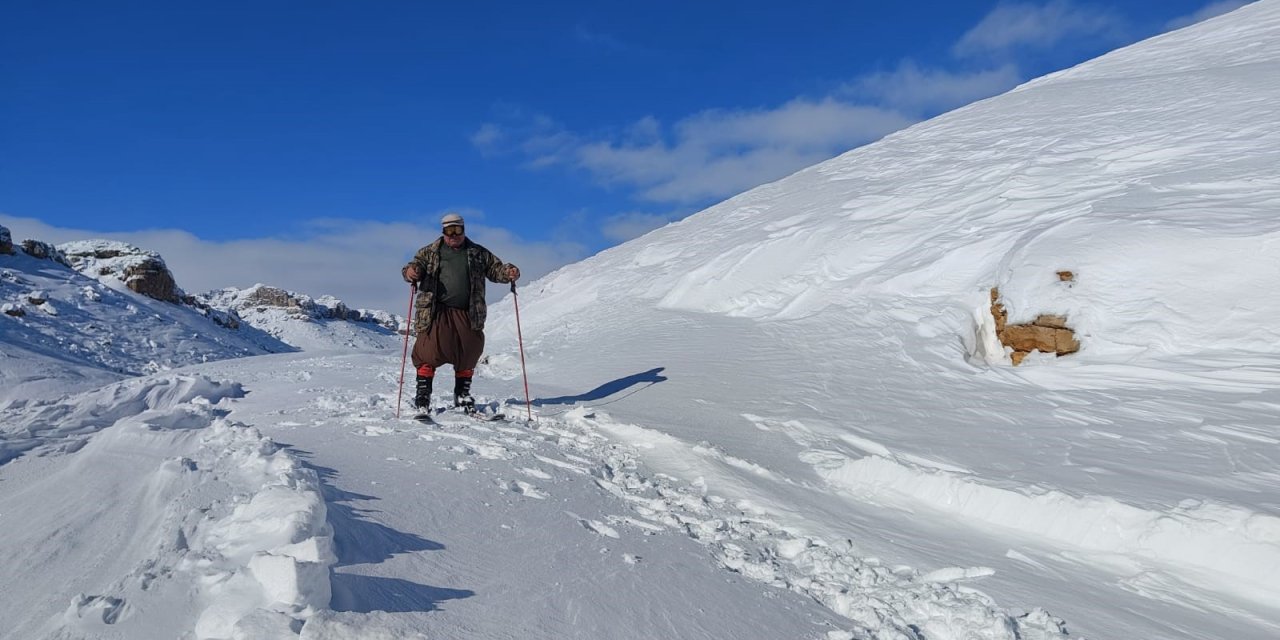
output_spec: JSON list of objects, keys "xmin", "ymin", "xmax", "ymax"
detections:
[{"xmin": 990, "ymin": 284, "xmax": 1079, "ymax": 365}]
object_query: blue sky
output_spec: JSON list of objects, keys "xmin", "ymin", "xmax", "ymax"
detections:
[{"xmin": 0, "ymin": 0, "xmax": 1251, "ymax": 312}]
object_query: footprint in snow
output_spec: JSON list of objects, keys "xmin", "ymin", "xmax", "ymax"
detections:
[
  {"xmin": 567, "ymin": 512, "xmax": 620, "ymax": 539},
  {"xmin": 519, "ymin": 467, "xmax": 552, "ymax": 480},
  {"xmin": 507, "ymin": 480, "xmax": 548, "ymax": 499},
  {"xmin": 66, "ymin": 594, "xmax": 128, "ymax": 624}
]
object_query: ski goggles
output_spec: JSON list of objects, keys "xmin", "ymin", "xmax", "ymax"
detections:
[{"xmin": 442, "ymin": 225, "xmax": 464, "ymax": 237}]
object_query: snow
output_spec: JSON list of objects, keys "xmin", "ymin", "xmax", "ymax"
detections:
[
  {"xmin": 197, "ymin": 284, "xmax": 401, "ymax": 352},
  {"xmin": 0, "ymin": 250, "xmax": 289, "ymax": 402},
  {"xmin": 4, "ymin": 2, "xmax": 1280, "ymax": 639},
  {"xmin": 0, "ymin": 374, "xmax": 332, "ymax": 639}
]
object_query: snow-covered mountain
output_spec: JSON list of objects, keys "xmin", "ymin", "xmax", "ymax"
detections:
[
  {"xmin": 3, "ymin": 3, "xmax": 1280, "ymax": 640},
  {"xmin": 197, "ymin": 284, "xmax": 399, "ymax": 352},
  {"xmin": 0, "ymin": 233, "xmax": 289, "ymax": 402},
  {"xmin": 0, "ymin": 232, "xmax": 402, "ymax": 403}
]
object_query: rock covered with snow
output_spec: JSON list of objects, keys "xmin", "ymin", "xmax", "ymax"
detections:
[
  {"xmin": 0, "ymin": 224, "xmax": 12, "ymax": 255},
  {"xmin": 20, "ymin": 239, "xmax": 70, "ymax": 265},
  {"xmin": 59, "ymin": 239, "xmax": 183, "ymax": 303},
  {"xmin": 203, "ymin": 284, "xmax": 396, "ymax": 329},
  {"xmin": 1, "ymin": 246, "xmax": 292, "ymax": 399},
  {"xmin": 196, "ymin": 284, "xmax": 399, "ymax": 351}
]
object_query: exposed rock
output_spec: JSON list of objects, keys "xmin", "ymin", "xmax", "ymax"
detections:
[
  {"xmin": 20, "ymin": 240, "xmax": 71, "ymax": 265},
  {"xmin": 0, "ymin": 225, "xmax": 12, "ymax": 255},
  {"xmin": 243, "ymin": 286, "xmax": 309, "ymax": 313},
  {"xmin": 317, "ymin": 296, "xmax": 352, "ymax": 321},
  {"xmin": 121, "ymin": 260, "xmax": 179, "ymax": 302},
  {"xmin": 2, "ymin": 303, "xmax": 25, "ymax": 317},
  {"xmin": 989, "ymin": 288, "xmax": 1007, "ymax": 334},
  {"xmin": 1033, "ymin": 314, "xmax": 1070, "ymax": 330},
  {"xmin": 1057, "ymin": 271, "xmax": 1075, "ymax": 282},
  {"xmin": 28, "ymin": 290, "xmax": 48, "ymax": 306},
  {"xmin": 1000, "ymin": 325, "xmax": 1079, "ymax": 353},
  {"xmin": 197, "ymin": 284, "xmax": 399, "ymax": 331},
  {"xmin": 990, "ymin": 286, "xmax": 1080, "ymax": 365},
  {"xmin": 180, "ymin": 294, "xmax": 241, "ymax": 330},
  {"xmin": 59, "ymin": 240, "xmax": 183, "ymax": 304}
]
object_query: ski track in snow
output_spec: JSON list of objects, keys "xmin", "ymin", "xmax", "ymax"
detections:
[{"xmin": 290, "ymin": 357, "xmax": 1072, "ymax": 640}]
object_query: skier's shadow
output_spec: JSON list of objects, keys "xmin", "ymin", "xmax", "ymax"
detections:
[
  {"xmin": 518, "ymin": 367, "xmax": 668, "ymax": 407},
  {"xmin": 294, "ymin": 452, "xmax": 475, "ymax": 613}
]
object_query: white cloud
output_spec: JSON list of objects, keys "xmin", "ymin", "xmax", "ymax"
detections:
[
  {"xmin": 849, "ymin": 62, "xmax": 1022, "ymax": 113},
  {"xmin": 674, "ymin": 99, "xmax": 912, "ymax": 151},
  {"xmin": 0, "ymin": 213, "xmax": 587, "ymax": 319},
  {"xmin": 470, "ymin": 9, "xmax": 1043, "ymax": 210},
  {"xmin": 1165, "ymin": 1, "xmax": 1252, "ymax": 30},
  {"xmin": 599, "ymin": 212, "xmax": 678, "ymax": 243},
  {"xmin": 953, "ymin": 1, "xmax": 1124, "ymax": 58},
  {"xmin": 478, "ymin": 98, "xmax": 914, "ymax": 205},
  {"xmin": 470, "ymin": 123, "xmax": 504, "ymax": 152},
  {"xmin": 574, "ymin": 24, "xmax": 630, "ymax": 52}
]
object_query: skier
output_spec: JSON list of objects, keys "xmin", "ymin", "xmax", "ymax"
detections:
[{"xmin": 402, "ymin": 213, "xmax": 520, "ymax": 416}]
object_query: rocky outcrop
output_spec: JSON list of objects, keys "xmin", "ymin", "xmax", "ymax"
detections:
[
  {"xmin": 179, "ymin": 294, "xmax": 240, "ymax": 330},
  {"xmin": 990, "ymin": 287, "xmax": 1080, "ymax": 366},
  {"xmin": 0, "ymin": 225, "xmax": 12, "ymax": 255},
  {"xmin": 198, "ymin": 285, "xmax": 398, "ymax": 331},
  {"xmin": 20, "ymin": 240, "xmax": 71, "ymax": 265},
  {"xmin": 242, "ymin": 286, "xmax": 308, "ymax": 313},
  {"xmin": 58, "ymin": 240, "xmax": 182, "ymax": 304}
]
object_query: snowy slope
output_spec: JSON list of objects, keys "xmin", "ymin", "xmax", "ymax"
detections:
[
  {"xmin": 477, "ymin": 3, "xmax": 1280, "ymax": 638},
  {"xmin": 3, "ymin": 3, "xmax": 1280, "ymax": 640},
  {"xmin": 0, "ymin": 243, "xmax": 290, "ymax": 402}
]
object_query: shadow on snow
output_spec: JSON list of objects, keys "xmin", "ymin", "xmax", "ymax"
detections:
[
  {"xmin": 513, "ymin": 366, "xmax": 668, "ymax": 408},
  {"xmin": 292, "ymin": 451, "xmax": 476, "ymax": 614}
]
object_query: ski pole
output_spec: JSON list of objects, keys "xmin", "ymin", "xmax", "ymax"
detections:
[
  {"xmin": 395, "ymin": 283, "xmax": 416, "ymax": 419},
  {"xmin": 511, "ymin": 282, "xmax": 533, "ymax": 422}
]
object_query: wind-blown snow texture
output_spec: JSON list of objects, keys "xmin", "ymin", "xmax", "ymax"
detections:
[{"xmin": 3, "ymin": 3, "xmax": 1280, "ymax": 639}]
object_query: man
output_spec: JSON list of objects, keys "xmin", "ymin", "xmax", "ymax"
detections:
[{"xmin": 402, "ymin": 213, "xmax": 520, "ymax": 415}]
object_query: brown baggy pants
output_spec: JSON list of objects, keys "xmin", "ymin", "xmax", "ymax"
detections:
[{"xmin": 411, "ymin": 307, "xmax": 485, "ymax": 373}]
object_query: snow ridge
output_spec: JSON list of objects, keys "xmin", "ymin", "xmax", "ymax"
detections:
[
  {"xmin": 0, "ymin": 374, "xmax": 244, "ymax": 465},
  {"xmin": 0, "ymin": 374, "xmax": 335, "ymax": 639},
  {"xmin": 816, "ymin": 454, "xmax": 1280, "ymax": 610}
]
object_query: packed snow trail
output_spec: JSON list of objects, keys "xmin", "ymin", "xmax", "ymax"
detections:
[{"xmin": 189, "ymin": 350, "xmax": 1077, "ymax": 640}]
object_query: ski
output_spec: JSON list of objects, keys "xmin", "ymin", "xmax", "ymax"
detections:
[{"xmin": 435, "ymin": 405, "xmax": 506, "ymax": 422}]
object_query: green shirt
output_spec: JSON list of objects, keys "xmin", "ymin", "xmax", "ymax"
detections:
[{"xmin": 437, "ymin": 245, "xmax": 471, "ymax": 309}]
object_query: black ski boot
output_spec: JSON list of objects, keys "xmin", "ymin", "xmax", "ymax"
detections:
[
  {"xmin": 453, "ymin": 373, "xmax": 476, "ymax": 413},
  {"xmin": 413, "ymin": 374, "xmax": 433, "ymax": 420}
]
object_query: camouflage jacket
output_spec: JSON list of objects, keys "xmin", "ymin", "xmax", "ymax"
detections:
[{"xmin": 401, "ymin": 238, "xmax": 515, "ymax": 335}]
